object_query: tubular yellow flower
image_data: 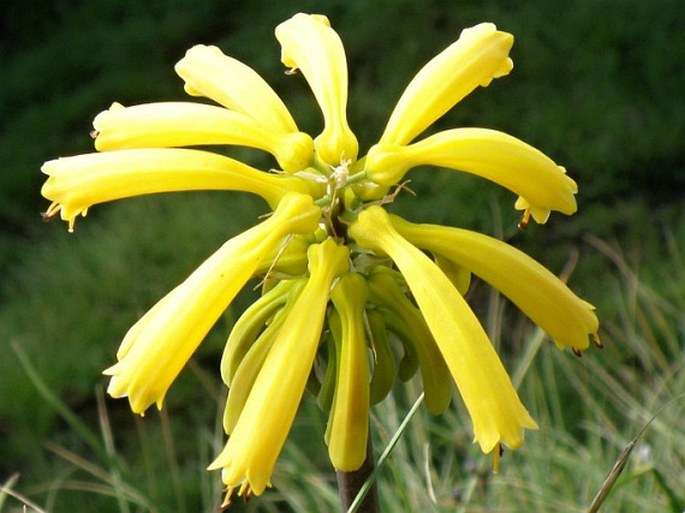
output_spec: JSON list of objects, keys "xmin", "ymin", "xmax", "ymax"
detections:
[
  {"xmin": 328, "ymin": 273, "xmax": 370, "ymax": 471},
  {"xmin": 379, "ymin": 23, "xmax": 513, "ymax": 146},
  {"xmin": 41, "ymin": 148, "xmax": 320, "ymax": 231},
  {"xmin": 40, "ymin": 12, "xmax": 598, "ymax": 504},
  {"xmin": 209, "ymin": 240, "xmax": 349, "ymax": 497},
  {"xmin": 349, "ymin": 206, "xmax": 538, "ymax": 453},
  {"xmin": 175, "ymin": 44, "xmax": 299, "ymax": 135},
  {"xmin": 104, "ymin": 193, "xmax": 321, "ymax": 414},
  {"xmin": 275, "ymin": 13, "xmax": 358, "ymax": 165},
  {"xmin": 390, "ymin": 215, "xmax": 599, "ymax": 350},
  {"xmin": 366, "ymin": 128, "xmax": 578, "ymax": 223},
  {"xmin": 93, "ymin": 102, "xmax": 314, "ymax": 173}
]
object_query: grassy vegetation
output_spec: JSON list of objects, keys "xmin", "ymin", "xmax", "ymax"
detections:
[
  {"xmin": 2, "ymin": 226, "xmax": 684, "ymax": 512},
  {"xmin": 1, "ymin": 0, "xmax": 684, "ymax": 511}
]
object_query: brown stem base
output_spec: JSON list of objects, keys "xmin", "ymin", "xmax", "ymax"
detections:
[{"xmin": 335, "ymin": 430, "xmax": 379, "ymax": 513}]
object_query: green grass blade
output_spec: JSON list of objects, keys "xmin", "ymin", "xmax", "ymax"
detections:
[
  {"xmin": 651, "ymin": 468, "xmax": 685, "ymax": 513},
  {"xmin": 347, "ymin": 392, "xmax": 425, "ymax": 513},
  {"xmin": 10, "ymin": 340, "xmax": 108, "ymax": 463}
]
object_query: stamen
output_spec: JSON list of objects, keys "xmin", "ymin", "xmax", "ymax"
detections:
[
  {"xmin": 220, "ymin": 487, "xmax": 234, "ymax": 510},
  {"xmin": 492, "ymin": 443, "xmax": 503, "ymax": 473},
  {"xmin": 238, "ymin": 482, "xmax": 253, "ymax": 502},
  {"xmin": 571, "ymin": 347, "xmax": 583, "ymax": 358},
  {"xmin": 41, "ymin": 202, "xmax": 61, "ymax": 222},
  {"xmin": 592, "ymin": 332, "xmax": 603, "ymax": 349},
  {"xmin": 518, "ymin": 209, "xmax": 531, "ymax": 230}
]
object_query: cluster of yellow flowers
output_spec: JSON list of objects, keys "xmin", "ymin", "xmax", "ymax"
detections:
[{"xmin": 41, "ymin": 13, "xmax": 599, "ymax": 504}]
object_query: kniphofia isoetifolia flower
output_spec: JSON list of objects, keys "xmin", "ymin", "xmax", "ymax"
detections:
[{"xmin": 41, "ymin": 13, "xmax": 600, "ymax": 505}]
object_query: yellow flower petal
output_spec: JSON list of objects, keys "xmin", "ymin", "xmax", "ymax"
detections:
[
  {"xmin": 93, "ymin": 102, "xmax": 314, "ymax": 172},
  {"xmin": 366, "ymin": 128, "xmax": 578, "ymax": 223},
  {"xmin": 104, "ymin": 193, "xmax": 321, "ymax": 414},
  {"xmin": 209, "ymin": 239, "xmax": 349, "ymax": 496},
  {"xmin": 41, "ymin": 148, "xmax": 321, "ymax": 231},
  {"xmin": 275, "ymin": 13, "xmax": 358, "ymax": 165},
  {"xmin": 328, "ymin": 273, "xmax": 370, "ymax": 471},
  {"xmin": 175, "ymin": 44, "xmax": 298, "ymax": 135},
  {"xmin": 349, "ymin": 206, "xmax": 538, "ymax": 453},
  {"xmin": 390, "ymin": 215, "xmax": 599, "ymax": 350},
  {"xmin": 379, "ymin": 23, "xmax": 513, "ymax": 146}
]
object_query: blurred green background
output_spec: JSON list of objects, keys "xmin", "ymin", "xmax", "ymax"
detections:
[{"xmin": 1, "ymin": 0, "xmax": 684, "ymax": 511}]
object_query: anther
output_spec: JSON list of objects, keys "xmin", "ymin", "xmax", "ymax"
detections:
[
  {"xmin": 492, "ymin": 443, "xmax": 503, "ymax": 473},
  {"xmin": 220, "ymin": 487, "xmax": 234, "ymax": 510},
  {"xmin": 571, "ymin": 347, "xmax": 583, "ymax": 358},
  {"xmin": 41, "ymin": 202, "xmax": 61, "ymax": 222},
  {"xmin": 518, "ymin": 209, "xmax": 531, "ymax": 230},
  {"xmin": 592, "ymin": 332, "xmax": 603, "ymax": 349}
]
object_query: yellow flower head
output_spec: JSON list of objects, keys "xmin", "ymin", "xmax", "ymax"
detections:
[{"xmin": 41, "ymin": 12, "xmax": 599, "ymax": 504}]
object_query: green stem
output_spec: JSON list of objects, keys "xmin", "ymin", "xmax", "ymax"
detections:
[{"xmin": 345, "ymin": 169, "xmax": 370, "ymax": 186}]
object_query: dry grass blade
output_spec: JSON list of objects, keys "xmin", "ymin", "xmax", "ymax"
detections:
[
  {"xmin": 43, "ymin": 442, "xmax": 154, "ymax": 510},
  {"xmin": 585, "ymin": 433, "xmax": 641, "ymax": 513},
  {"xmin": 0, "ymin": 473, "xmax": 19, "ymax": 510},
  {"xmin": 0, "ymin": 474, "xmax": 46, "ymax": 513},
  {"xmin": 585, "ymin": 395, "xmax": 685, "ymax": 513}
]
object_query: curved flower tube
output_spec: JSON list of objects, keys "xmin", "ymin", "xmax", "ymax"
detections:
[
  {"xmin": 93, "ymin": 102, "xmax": 314, "ymax": 172},
  {"xmin": 327, "ymin": 273, "xmax": 371, "ymax": 471},
  {"xmin": 379, "ymin": 23, "xmax": 513, "ymax": 146},
  {"xmin": 220, "ymin": 278, "xmax": 306, "ymax": 387},
  {"xmin": 350, "ymin": 206, "xmax": 538, "ymax": 453},
  {"xmin": 222, "ymin": 295, "xmax": 293, "ymax": 435},
  {"xmin": 366, "ymin": 128, "xmax": 578, "ymax": 223},
  {"xmin": 175, "ymin": 44, "xmax": 299, "ymax": 135},
  {"xmin": 104, "ymin": 193, "xmax": 321, "ymax": 414},
  {"xmin": 275, "ymin": 13, "xmax": 358, "ymax": 165},
  {"xmin": 41, "ymin": 148, "xmax": 322, "ymax": 231},
  {"xmin": 389, "ymin": 215, "xmax": 599, "ymax": 350},
  {"xmin": 209, "ymin": 239, "xmax": 350, "ymax": 497}
]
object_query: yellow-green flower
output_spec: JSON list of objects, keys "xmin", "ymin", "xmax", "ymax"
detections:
[
  {"xmin": 350, "ymin": 207, "xmax": 539, "ymax": 454},
  {"xmin": 41, "ymin": 12, "xmax": 599, "ymax": 504},
  {"xmin": 209, "ymin": 240, "xmax": 349, "ymax": 498}
]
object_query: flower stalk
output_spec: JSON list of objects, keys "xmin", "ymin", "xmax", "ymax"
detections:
[{"xmin": 336, "ymin": 429, "xmax": 379, "ymax": 513}]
